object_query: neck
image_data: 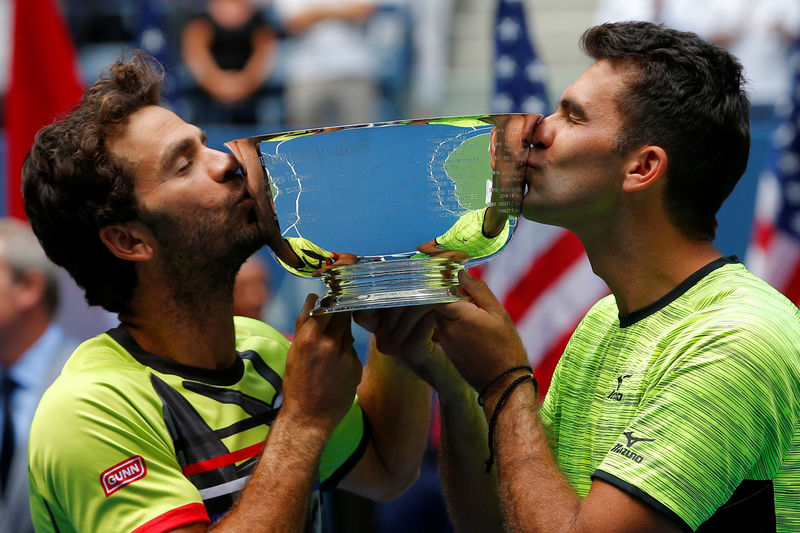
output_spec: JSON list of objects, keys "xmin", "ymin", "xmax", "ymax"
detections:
[
  {"xmin": 120, "ymin": 268, "xmax": 239, "ymax": 370},
  {"xmin": 579, "ymin": 222, "xmax": 722, "ymax": 316},
  {"xmin": 0, "ymin": 309, "xmax": 52, "ymax": 367}
]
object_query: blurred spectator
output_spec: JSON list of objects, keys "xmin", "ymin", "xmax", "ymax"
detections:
[
  {"xmin": 406, "ymin": 0, "xmax": 456, "ymax": 116},
  {"xmin": 63, "ymin": 0, "xmax": 137, "ymax": 84},
  {"xmin": 233, "ymin": 252, "xmax": 272, "ymax": 319},
  {"xmin": 705, "ymin": 0, "xmax": 800, "ymax": 117},
  {"xmin": 0, "ymin": 218, "xmax": 77, "ymax": 533},
  {"xmin": 593, "ymin": 0, "xmax": 717, "ymax": 37},
  {"xmin": 273, "ymin": 0, "xmax": 380, "ymax": 128},
  {"xmin": 181, "ymin": 0, "xmax": 277, "ymax": 124},
  {"xmin": 594, "ymin": 0, "xmax": 800, "ymax": 120}
]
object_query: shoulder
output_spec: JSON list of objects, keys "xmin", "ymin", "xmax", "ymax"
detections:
[
  {"xmin": 29, "ymin": 335, "xmax": 171, "ymax": 488},
  {"xmin": 33, "ymin": 333, "xmax": 164, "ymax": 434},
  {"xmin": 183, "ymin": 13, "xmax": 213, "ymax": 33},
  {"xmin": 234, "ymin": 316, "xmax": 292, "ymax": 366},
  {"xmin": 573, "ymin": 294, "xmax": 619, "ymax": 332},
  {"xmin": 685, "ymin": 264, "xmax": 800, "ymax": 357},
  {"xmin": 234, "ymin": 316, "xmax": 292, "ymax": 346}
]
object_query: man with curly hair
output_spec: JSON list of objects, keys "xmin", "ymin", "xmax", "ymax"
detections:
[{"xmin": 22, "ymin": 51, "xmax": 431, "ymax": 532}]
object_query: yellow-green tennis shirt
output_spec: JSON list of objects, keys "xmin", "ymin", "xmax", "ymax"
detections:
[
  {"xmin": 539, "ymin": 257, "xmax": 800, "ymax": 532},
  {"xmin": 28, "ymin": 317, "xmax": 367, "ymax": 533}
]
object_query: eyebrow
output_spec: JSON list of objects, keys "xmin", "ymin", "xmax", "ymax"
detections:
[
  {"xmin": 160, "ymin": 128, "xmax": 208, "ymax": 172},
  {"xmin": 559, "ymin": 98, "xmax": 587, "ymax": 120}
]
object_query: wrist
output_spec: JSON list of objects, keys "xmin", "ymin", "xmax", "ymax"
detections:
[
  {"xmin": 482, "ymin": 373, "xmax": 537, "ymax": 473},
  {"xmin": 479, "ymin": 371, "xmax": 537, "ymax": 415},
  {"xmin": 477, "ymin": 365, "xmax": 533, "ymax": 410},
  {"xmin": 276, "ymin": 404, "xmax": 338, "ymax": 444},
  {"xmin": 435, "ymin": 373, "xmax": 478, "ymax": 410}
]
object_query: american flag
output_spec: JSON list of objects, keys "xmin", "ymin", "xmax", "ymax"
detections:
[
  {"xmin": 475, "ymin": 0, "xmax": 609, "ymax": 397},
  {"xmin": 745, "ymin": 38, "xmax": 800, "ymax": 306}
]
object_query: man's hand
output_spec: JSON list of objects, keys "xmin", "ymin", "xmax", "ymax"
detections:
[
  {"xmin": 312, "ymin": 252, "xmax": 359, "ymax": 276},
  {"xmin": 282, "ymin": 295, "xmax": 362, "ymax": 435},
  {"xmin": 435, "ymin": 270, "xmax": 529, "ymax": 391},
  {"xmin": 354, "ymin": 305, "xmax": 460, "ymax": 390}
]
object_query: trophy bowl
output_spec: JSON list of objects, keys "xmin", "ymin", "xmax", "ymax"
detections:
[{"xmin": 226, "ymin": 114, "xmax": 539, "ymax": 315}]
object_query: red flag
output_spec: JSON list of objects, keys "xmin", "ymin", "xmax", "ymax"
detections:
[{"xmin": 4, "ymin": 0, "xmax": 84, "ymax": 219}]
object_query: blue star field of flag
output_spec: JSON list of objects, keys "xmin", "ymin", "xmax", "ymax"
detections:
[
  {"xmin": 492, "ymin": 0, "xmax": 549, "ymax": 114},
  {"xmin": 764, "ymin": 38, "xmax": 800, "ymax": 241}
]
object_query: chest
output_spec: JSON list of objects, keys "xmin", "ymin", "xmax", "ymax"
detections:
[{"xmin": 546, "ymin": 323, "xmax": 668, "ymax": 490}]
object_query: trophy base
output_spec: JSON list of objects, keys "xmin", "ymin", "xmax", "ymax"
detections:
[{"xmin": 312, "ymin": 257, "xmax": 466, "ymax": 315}]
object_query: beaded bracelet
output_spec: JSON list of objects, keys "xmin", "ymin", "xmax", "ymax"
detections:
[
  {"xmin": 484, "ymin": 373, "xmax": 538, "ymax": 473},
  {"xmin": 477, "ymin": 365, "xmax": 533, "ymax": 406}
]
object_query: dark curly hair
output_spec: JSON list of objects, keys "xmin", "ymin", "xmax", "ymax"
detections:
[
  {"xmin": 581, "ymin": 21, "xmax": 751, "ymax": 241},
  {"xmin": 22, "ymin": 50, "xmax": 163, "ymax": 313}
]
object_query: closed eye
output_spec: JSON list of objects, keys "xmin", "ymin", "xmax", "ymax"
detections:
[
  {"xmin": 176, "ymin": 158, "xmax": 193, "ymax": 175},
  {"xmin": 558, "ymin": 98, "xmax": 587, "ymax": 124}
]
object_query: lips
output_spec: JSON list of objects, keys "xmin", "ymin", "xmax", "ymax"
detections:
[{"xmin": 233, "ymin": 185, "xmax": 256, "ymax": 214}]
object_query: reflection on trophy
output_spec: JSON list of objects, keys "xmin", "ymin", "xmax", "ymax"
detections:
[
  {"xmin": 415, "ymin": 207, "xmax": 510, "ymax": 263},
  {"xmin": 226, "ymin": 113, "xmax": 539, "ymax": 314}
]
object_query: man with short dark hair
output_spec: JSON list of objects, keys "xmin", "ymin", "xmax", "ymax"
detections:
[
  {"xmin": 22, "ymin": 52, "xmax": 431, "ymax": 532},
  {"xmin": 357, "ymin": 21, "xmax": 800, "ymax": 532}
]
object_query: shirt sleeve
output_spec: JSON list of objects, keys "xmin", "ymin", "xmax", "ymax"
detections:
[
  {"xmin": 592, "ymin": 315, "xmax": 800, "ymax": 531},
  {"xmin": 28, "ymin": 372, "xmax": 209, "ymax": 533},
  {"xmin": 319, "ymin": 397, "xmax": 369, "ymax": 489}
]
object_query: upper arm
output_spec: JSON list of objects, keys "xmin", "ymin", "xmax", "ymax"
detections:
[
  {"xmin": 29, "ymin": 379, "xmax": 209, "ymax": 533},
  {"xmin": 575, "ymin": 479, "xmax": 684, "ymax": 533},
  {"xmin": 181, "ymin": 19, "xmax": 213, "ymax": 59},
  {"xmin": 335, "ymin": 440, "xmax": 407, "ymax": 502},
  {"xmin": 591, "ymin": 317, "xmax": 800, "ymax": 530}
]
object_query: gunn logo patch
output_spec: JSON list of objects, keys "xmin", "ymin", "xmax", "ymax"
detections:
[{"xmin": 101, "ymin": 456, "xmax": 147, "ymax": 497}]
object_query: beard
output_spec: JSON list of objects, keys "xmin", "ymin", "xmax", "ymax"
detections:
[{"xmin": 138, "ymin": 202, "xmax": 268, "ymax": 306}]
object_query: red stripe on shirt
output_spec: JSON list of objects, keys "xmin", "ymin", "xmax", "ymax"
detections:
[
  {"xmin": 131, "ymin": 503, "xmax": 210, "ymax": 533},
  {"xmin": 182, "ymin": 442, "xmax": 265, "ymax": 477}
]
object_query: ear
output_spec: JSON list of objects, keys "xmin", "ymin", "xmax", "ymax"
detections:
[
  {"xmin": 99, "ymin": 223, "xmax": 154, "ymax": 262},
  {"xmin": 622, "ymin": 145, "xmax": 668, "ymax": 192}
]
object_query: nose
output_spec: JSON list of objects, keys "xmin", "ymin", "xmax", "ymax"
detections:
[
  {"xmin": 208, "ymin": 148, "xmax": 241, "ymax": 183},
  {"xmin": 531, "ymin": 114, "xmax": 554, "ymax": 150}
]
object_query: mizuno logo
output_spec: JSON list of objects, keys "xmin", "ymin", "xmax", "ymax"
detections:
[
  {"xmin": 623, "ymin": 431, "xmax": 655, "ymax": 448},
  {"xmin": 100, "ymin": 456, "xmax": 147, "ymax": 497},
  {"xmin": 610, "ymin": 443, "xmax": 644, "ymax": 463},
  {"xmin": 608, "ymin": 432, "xmax": 655, "ymax": 464}
]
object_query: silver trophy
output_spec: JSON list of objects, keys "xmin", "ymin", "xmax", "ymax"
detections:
[{"xmin": 226, "ymin": 114, "xmax": 539, "ymax": 314}]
